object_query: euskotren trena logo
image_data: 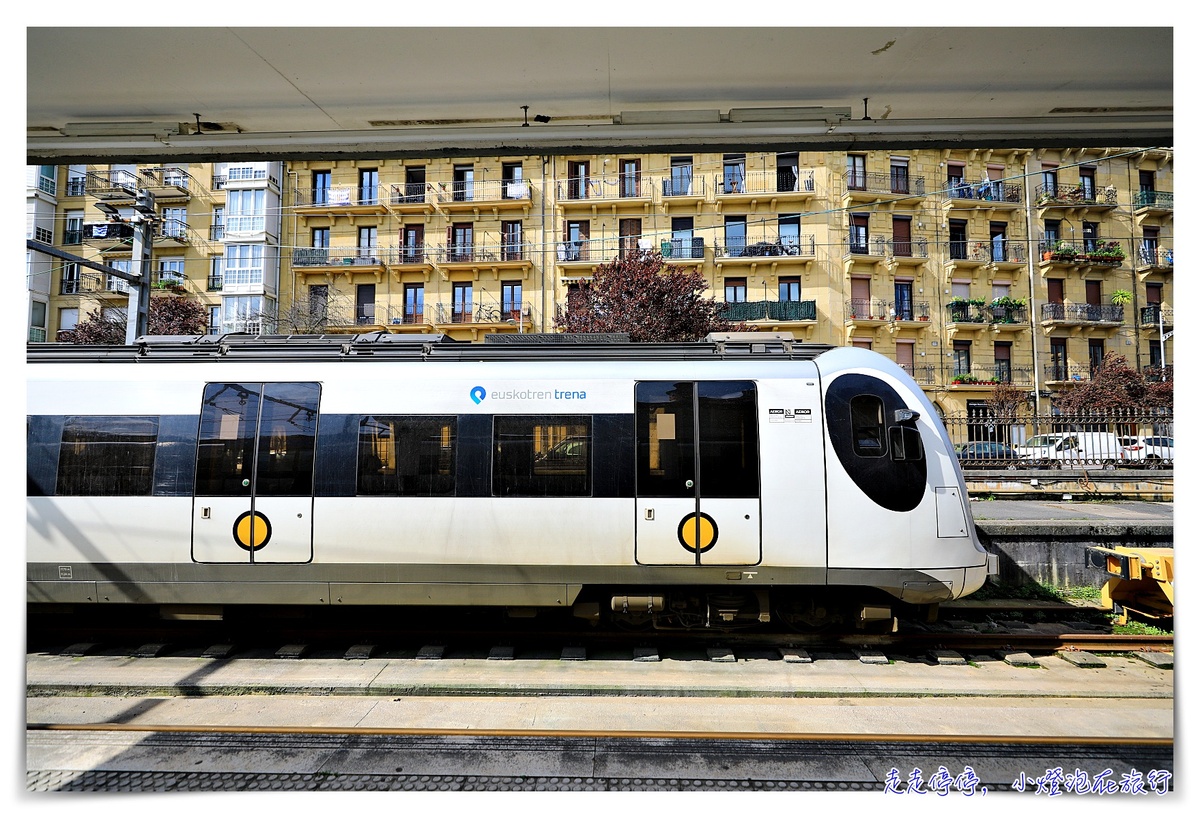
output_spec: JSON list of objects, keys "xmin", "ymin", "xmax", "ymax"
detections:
[{"xmin": 469, "ymin": 385, "xmax": 588, "ymax": 404}]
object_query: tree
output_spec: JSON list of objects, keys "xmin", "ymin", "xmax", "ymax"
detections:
[
  {"xmin": 1054, "ymin": 352, "xmax": 1172, "ymax": 412},
  {"xmin": 985, "ymin": 380, "xmax": 1027, "ymax": 417},
  {"xmin": 554, "ymin": 251, "xmax": 746, "ymax": 342},
  {"xmin": 59, "ymin": 295, "xmax": 209, "ymax": 344}
]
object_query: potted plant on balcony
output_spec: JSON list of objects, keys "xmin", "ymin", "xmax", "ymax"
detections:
[
  {"xmin": 1088, "ymin": 241, "xmax": 1126, "ymax": 264},
  {"xmin": 1049, "ymin": 240, "xmax": 1076, "ymax": 262},
  {"xmin": 989, "ymin": 296, "xmax": 1025, "ymax": 323},
  {"xmin": 1110, "ymin": 289, "xmax": 1133, "ymax": 307}
]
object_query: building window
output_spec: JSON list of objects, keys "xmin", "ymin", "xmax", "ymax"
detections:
[
  {"xmin": 312, "ymin": 170, "xmax": 331, "ymax": 205},
  {"xmin": 224, "ymin": 245, "xmax": 264, "ymax": 287},
  {"xmin": 501, "ymin": 281, "xmax": 523, "ymax": 319},
  {"xmin": 776, "ymin": 152, "xmax": 800, "ymax": 192},
  {"xmin": 667, "ymin": 156, "xmax": 693, "ymax": 197},
  {"xmin": 501, "ymin": 221, "xmax": 523, "ymax": 261},
  {"xmin": 724, "ymin": 216, "xmax": 747, "ymax": 256},
  {"xmin": 226, "ymin": 189, "xmax": 265, "ymax": 233},
  {"xmin": 1089, "ymin": 339, "xmax": 1105, "ymax": 373},
  {"xmin": 847, "ymin": 155, "xmax": 866, "ymax": 190},
  {"xmin": 452, "ymin": 282, "xmax": 473, "ymax": 322},
  {"xmin": 953, "ymin": 340, "xmax": 972, "ymax": 377},
  {"xmin": 402, "ymin": 166, "xmax": 426, "ymax": 203},
  {"xmin": 359, "ymin": 168, "xmax": 379, "ymax": 204},
  {"xmin": 59, "ymin": 307, "xmax": 79, "ymax": 333},
  {"xmin": 722, "ymin": 154, "xmax": 745, "ymax": 194},
  {"xmin": 1080, "ymin": 167, "xmax": 1096, "ymax": 200},
  {"xmin": 949, "ymin": 219, "xmax": 968, "ymax": 259},
  {"xmin": 452, "ymin": 165, "xmax": 474, "ymax": 201},
  {"xmin": 619, "ymin": 158, "xmax": 641, "ymax": 197},
  {"xmin": 849, "ymin": 214, "xmax": 869, "ymax": 254},
  {"xmin": 779, "ymin": 277, "xmax": 801, "ymax": 303},
  {"xmin": 894, "ymin": 280, "xmax": 914, "ymax": 320},
  {"xmin": 994, "ymin": 341, "xmax": 1012, "ymax": 383},
  {"xmin": 890, "ymin": 158, "xmax": 910, "ymax": 194},
  {"xmin": 502, "ymin": 162, "xmax": 525, "ymax": 199},
  {"xmin": 567, "ymin": 161, "xmax": 589, "ymax": 199},
  {"xmin": 404, "ymin": 284, "xmax": 424, "ymax": 323},
  {"xmin": 724, "ymin": 278, "xmax": 747, "ymax": 303},
  {"xmin": 60, "ymin": 263, "xmax": 80, "ymax": 295}
]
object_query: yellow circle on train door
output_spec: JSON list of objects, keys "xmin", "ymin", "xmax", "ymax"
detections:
[
  {"xmin": 233, "ymin": 510, "xmax": 272, "ymax": 551},
  {"xmin": 677, "ymin": 512, "xmax": 718, "ymax": 553}
]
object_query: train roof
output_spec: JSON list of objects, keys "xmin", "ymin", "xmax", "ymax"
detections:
[{"xmin": 26, "ymin": 332, "xmax": 837, "ymax": 365}]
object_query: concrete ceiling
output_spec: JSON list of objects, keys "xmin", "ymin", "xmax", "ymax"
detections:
[{"xmin": 26, "ymin": 26, "xmax": 1174, "ymax": 162}]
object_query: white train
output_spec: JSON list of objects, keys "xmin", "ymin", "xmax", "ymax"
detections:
[{"xmin": 26, "ymin": 332, "xmax": 996, "ymax": 630}]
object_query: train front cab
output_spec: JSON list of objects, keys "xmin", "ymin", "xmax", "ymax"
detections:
[{"xmin": 816, "ymin": 348, "xmax": 994, "ymax": 617}]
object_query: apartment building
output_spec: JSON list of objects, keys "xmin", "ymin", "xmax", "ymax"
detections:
[
  {"xmin": 28, "ymin": 161, "xmax": 283, "ymax": 339},
  {"xmin": 27, "ymin": 146, "xmax": 1172, "ymax": 415}
]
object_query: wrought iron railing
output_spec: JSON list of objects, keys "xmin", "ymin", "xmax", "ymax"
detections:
[
  {"xmin": 1133, "ymin": 190, "xmax": 1173, "ymax": 210},
  {"xmin": 1041, "ymin": 303, "xmax": 1124, "ymax": 323},
  {"xmin": 844, "ymin": 170, "xmax": 926, "ymax": 196},
  {"xmin": 715, "ymin": 234, "xmax": 816, "ymax": 258},
  {"xmin": 718, "ymin": 299, "xmax": 817, "ymax": 322},
  {"xmin": 944, "ymin": 178, "xmax": 1022, "ymax": 203},
  {"xmin": 943, "ymin": 409, "xmax": 1173, "ymax": 469}
]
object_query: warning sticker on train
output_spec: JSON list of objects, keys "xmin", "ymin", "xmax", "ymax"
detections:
[
  {"xmin": 233, "ymin": 510, "xmax": 272, "ymax": 551},
  {"xmin": 769, "ymin": 408, "xmax": 812, "ymax": 423},
  {"xmin": 677, "ymin": 512, "xmax": 718, "ymax": 553}
]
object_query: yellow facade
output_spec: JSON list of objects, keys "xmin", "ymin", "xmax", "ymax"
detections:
[{"xmin": 30, "ymin": 146, "xmax": 1172, "ymax": 414}]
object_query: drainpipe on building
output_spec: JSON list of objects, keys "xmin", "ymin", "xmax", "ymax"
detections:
[
  {"xmin": 287, "ymin": 168, "xmax": 299, "ymax": 333},
  {"xmin": 540, "ymin": 155, "xmax": 548, "ymax": 332}
]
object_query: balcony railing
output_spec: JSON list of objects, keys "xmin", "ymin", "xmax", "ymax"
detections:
[
  {"xmin": 950, "ymin": 364, "xmax": 1034, "ymax": 386},
  {"xmin": 715, "ymin": 234, "xmax": 816, "ymax": 258},
  {"xmin": 294, "ymin": 187, "xmax": 384, "ymax": 207},
  {"xmin": 557, "ymin": 175, "xmax": 654, "ymax": 201},
  {"xmin": 1034, "ymin": 183, "xmax": 1118, "ymax": 207},
  {"xmin": 714, "ymin": 168, "xmax": 816, "ymax": 195},
  {"xmin": 846, "ymin": 235, "xmax": 889, "ymax": 256},
  {"xmin": 391, "ymin": 182, "xmax": 430, "ymax": 205},
  {"xmin": 1136, "ymin": 245, "xmax": 1173, "ymax": 269},
  {"xmin": 885, "ymin": 236, "xmax": 929, "ymax": 259},
  {"xmin": 846, "ymin": 298, "xmax": 891, "ymax": 320},
  {"xmin": 1139, "ymin": 305, "xmax": 1173, "ymax": 327},
  {"xmin": 944, "ymin": 178, "xmax": 1022, "ymax": 204},
  {"xmin": 1037, "ymin": 239, "xmax": 1126, "ymax": 266},
  {"xmin": 717, "ymin": 299, "xmax": 817, "ymax": 322},
  {"xmin": 899, "ymin": 364, "xmax": 938, "ymax": 385},
  {"xmin": 1133, "ymin": 190, "xmax": 1173, "ymax": 210},
  {"xmin": 1044, "ymin": 363, "xmax": 1093, "ymax": 382},
  {"xmin": 1040, "ymin": 303, "xmax": 1124, "ymax": 324},
  {"xmin": 292, "ymin": 247, "xmax": 389, "ymax": 267},
  {"xmin": 844, "ymin": 170, "xmax": 926, "ymax": 196},
  {"xmin": 661, "ymin": 175, "xmax": 706, "ymax": 198},
  {"xmin": 433, "ymin": 241, "xmax": 532, "ymax": 264},
  {"xmin": 433, "ymin": 179, "xmax": 533, "ymax": 204}
]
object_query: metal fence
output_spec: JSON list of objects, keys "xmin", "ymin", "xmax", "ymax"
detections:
[{"xmin": 942, "ymin": 409, "xmax": 1173, "ymax": 469}]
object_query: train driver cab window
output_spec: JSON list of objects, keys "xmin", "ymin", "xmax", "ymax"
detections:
[
  {"xmin": 357, "ymin": 416, "xmax": 456, "ymax": 496},
  {"xmin": 850, "ymin": 395, "xmax": 886, "ymax": 457},
  {"xmin": 493, "ymin": 416, "xmax": 591, "ymax": 497}
]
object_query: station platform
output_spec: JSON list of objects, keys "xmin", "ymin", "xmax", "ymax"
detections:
[{"xmin": 26, "ymin": 641, "xmax": 1174, "ymax": 742}]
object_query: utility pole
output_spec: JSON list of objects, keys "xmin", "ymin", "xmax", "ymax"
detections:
[{"xmin": 125, "ymin": 189, "xmax": 157, "ymax": 343}]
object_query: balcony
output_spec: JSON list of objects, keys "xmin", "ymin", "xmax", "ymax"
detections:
[
  {"xmin": 82, "ymin": 221, "xmax": 134, "ymax": 247},
  {"xmin": 843, "ymin": 170, "xmax": 926, "ymax": 201},
  {"xmin": 294, "ymin": 186, "xmax": 387, "ymax": 215},
  {"xmin": 431, "ymin": 179, "xmax": 533, "ymax": 215},
  {"xmin": 660, "ymin": 173, "xmax": 706, "ymax": 209},
  {"xmin": 1135, "ymin": 244, "xmax": 1173, "ymax": 273},
  {"xmin": 1040, "ymin": 303, "xmax": 1124, "ymax": 327},
  {"xmin": 845, "ymin": 298, "xmax": 891, "ymax": 323},
  {"xmin": 942, "ymin": 178, "xmax": 1023, "ymax": 208},
  {"xmin": 1037, "ymin": 239, "xmax": 1126, "ymax": 268},
  {"xmin": 557, "ymin": 174, "xmax": 653, "ymax": 213},
  {"xmin": 292, "ymin": 246, "xmax": 391, "ymax": 270},
  {"xmin": 717, "ymin": 299, "xmax": 817, "ymax": 323},
  {"xmin": 713, "ymin": 168, "xmax": 817, "ymax": 210},
  {"xmin": 378, "ymin": 297, "xmax": 538, "ymax": 333},
  {"xmin": 714, "ymin": 234, "xmax": 816, "ymax": 264},
  {"xmin": 138, "ymin": 166, "xmax": 194, "ymax": 201},
  {"xmin": 1133, "ymin": 190, "xmax": 1173, "ymax": 213},
  {"xmin": 1034, "ymin": 183, "xmax": 1118, "ymax": 210},
  {"xmin": 432, "ymin": 241, "xmax": 533, "ymax": 267},
  {"xmin": 845, "ymin": 235, "xmax": 889, "ymax": 258},
  {"xmin": 884, "ymin": 236, "xmax": 929, "ymax": 268},
  {"xmin": 84, "ymin": 169, "xmax": 139, "ymax": 199},
  {"xmin": 950, "ymin": 364, "xmax": 1034, "ymax": 387},
  {"xmin": 899, "ymin": 364, "xmax": 937, "ymax": 385},
  {"xmin": 1139, "ymin": 305, "xmax": 1173, "ymax": 329},
  {"xmin": 1044, "ymin": 363, "xmax": 1094, "ymax": 383}
]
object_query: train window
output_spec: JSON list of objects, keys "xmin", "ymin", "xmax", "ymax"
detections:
[
  {"xmin": 849, "ymin": 395, "xmax": 887, "ymax": 456},
  {"xmin": 889, "ymin": 425, "xmax": 924, "ymax": 462},
  {"xmin": 358, "ymin": 416, "xmax": 456, "ymax": 496},
  {"xmin": 493, "ymin": 416, "xmax": 591, "ymax": 497},
  {"xmin": 56, "ymin": 416, "xmax": 159, "ymax": 496}
]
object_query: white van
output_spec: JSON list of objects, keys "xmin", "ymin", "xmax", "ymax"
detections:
[{"xmin": 1013, "ymin": 432, "xmax": 1127, "ymax": 468}]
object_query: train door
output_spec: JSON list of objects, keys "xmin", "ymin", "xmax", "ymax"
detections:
[
  {"xmin": 634, "ymin": 381, "xmax": 761, "ymax": 565},
  {"xmin": 192, "ymin": 382, "xmax": 321, "ymax": 564}
]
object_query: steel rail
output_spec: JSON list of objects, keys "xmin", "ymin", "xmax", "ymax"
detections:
[{"xmin": 25, "ymin": 721, "xmax": 1173, "ymax": 747}]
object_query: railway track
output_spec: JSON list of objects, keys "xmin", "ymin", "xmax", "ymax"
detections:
[{"xmin": 27, "ymin": 606, "xmax": 1172, "ymax": 661}]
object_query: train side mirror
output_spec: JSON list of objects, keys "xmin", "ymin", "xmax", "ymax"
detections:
[{"xmin": 893, "ymin": 408, "xmax": 920, "ymax": 424}]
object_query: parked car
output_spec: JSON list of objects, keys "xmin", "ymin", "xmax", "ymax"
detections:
[
  {"xmin": 955, "ymin": 441, "xmax": 1023, "ymax": 469},
  {"xmin": 1119, "ymin": 435, "xmax": 1174, "ymax": 467},
  {"xmin": 1013, "ymin": 432, "xmax": 1127, "ymax": 469}
]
